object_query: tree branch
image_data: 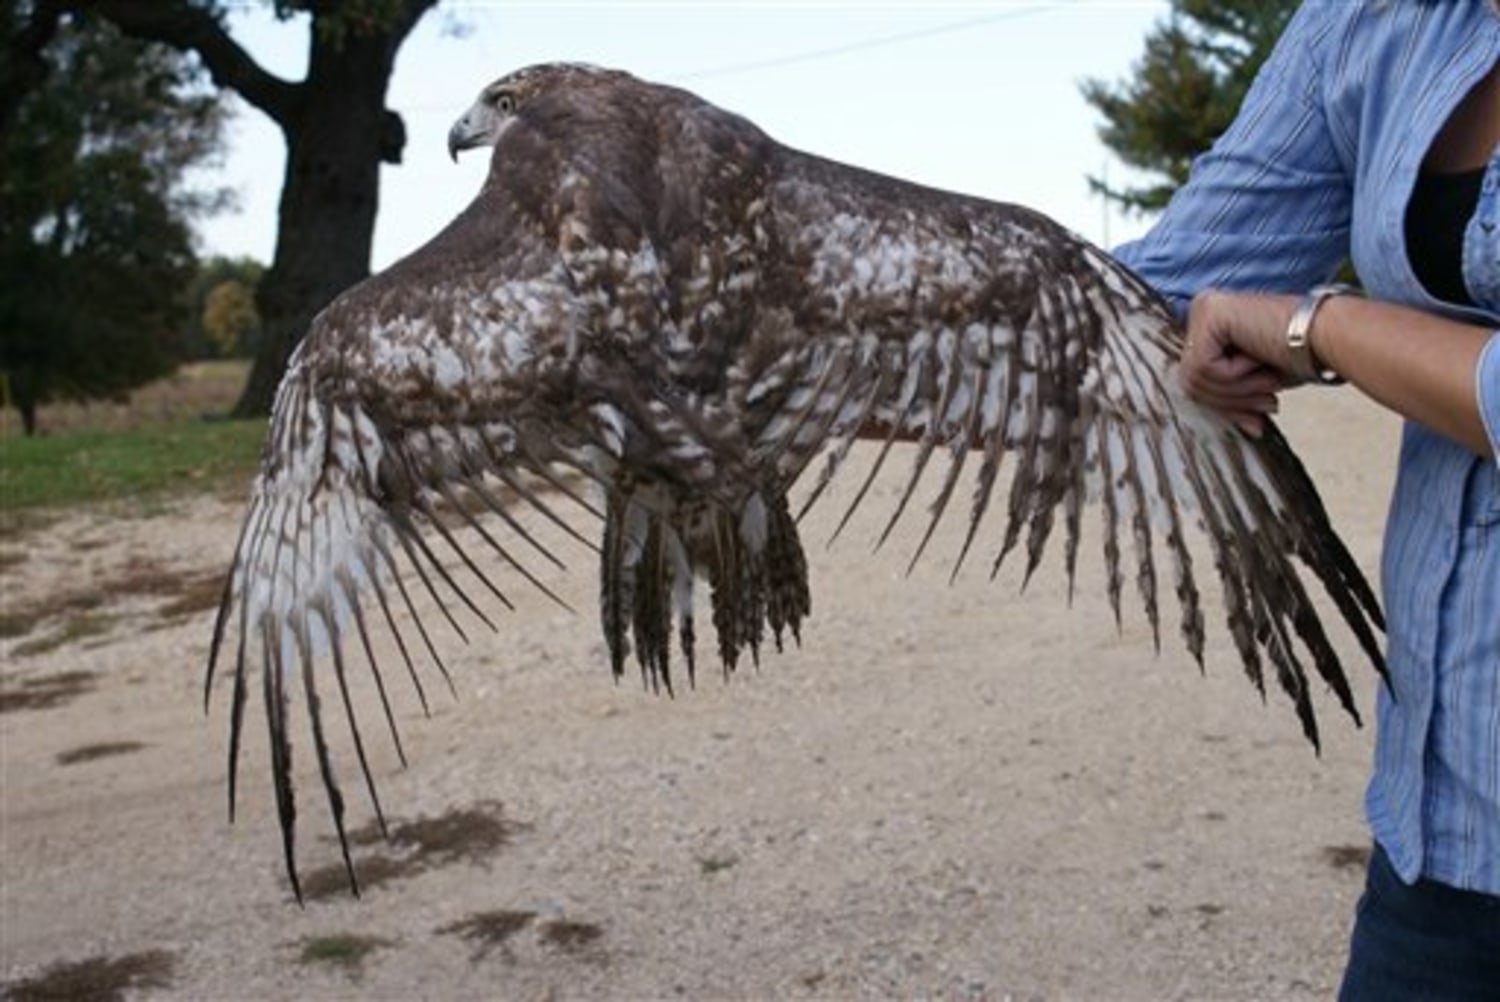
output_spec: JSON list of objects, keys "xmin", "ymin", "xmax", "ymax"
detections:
[
  {"xmin": 61, "ymin": 0, "xmax": 301, "ymax": 126},
  {"xmin": 386, "ymin": 0, "xmax": 441, "ymax": 55},
  {"xmin": 378, "ymin": 1, "xmax": 441, "ymax": 164}
]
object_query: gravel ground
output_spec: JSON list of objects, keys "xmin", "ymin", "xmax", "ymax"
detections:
[{"xmin": 0, "ymin": 389, "xmax": 1400, "ymax": 1001}]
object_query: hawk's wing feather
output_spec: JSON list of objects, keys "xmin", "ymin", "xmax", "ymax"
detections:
[
  {"xmin": 731, "ymin": 153, "xmax": 1382, "ymax": 744},
  {"xmin": 208, "ymin": 66, "xmax": 1386, "ymax": 899}
]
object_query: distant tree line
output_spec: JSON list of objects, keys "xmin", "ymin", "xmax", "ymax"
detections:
[
  {"xmin": 3, "ymin": 0, "xmax": 437, "ymax": 433},
  {"xmin": 1, "ymin": 9, "xmax": 227, "ymax": 435}
]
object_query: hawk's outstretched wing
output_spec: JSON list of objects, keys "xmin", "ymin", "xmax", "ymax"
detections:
[{"xmin": 209, "ymin": 64, "xmax": 1384, "ymax": 899}]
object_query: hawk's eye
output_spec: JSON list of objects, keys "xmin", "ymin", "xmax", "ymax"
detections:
[{"xmin": 493, "ymin": 92, "xmax": 516, "ymax": 114}]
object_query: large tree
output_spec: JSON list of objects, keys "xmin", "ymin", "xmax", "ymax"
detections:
[
  {"xmin": 58, "ymin": 0, "xmax": 441, "ymax": 417},
  {"xmin": 1082, "ymin": 0, "xmax": 1298, "ymax": 213},
  {"xmin": 0, "ymin": 9, "xmax": 226, "ymax": 434}
]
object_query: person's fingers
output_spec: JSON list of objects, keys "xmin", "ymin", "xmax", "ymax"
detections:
[
  {"xmin": 1180, "ymin": 361, "xmax": 1285, "ymax": 405},
  {"xmin": 1232, "ymin": 411, "xmax": 1267, "ymax": 438},
  {"xmin": 1192, "ymin": 385, "xmax": 1280, "ymax": 416},
  {"xmin": 1199, "ymin": 357, "xmax": 1285, "ymax": 394}
]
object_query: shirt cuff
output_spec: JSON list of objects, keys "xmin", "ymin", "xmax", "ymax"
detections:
[{"xmin": 1480, "ymin": 330, "xmax": 1500, "ymax": 466}]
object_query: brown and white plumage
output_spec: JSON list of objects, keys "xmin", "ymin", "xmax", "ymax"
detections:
[{"xmin": 209, "ymin": 63, "xmax": 1385, "ymax": 898}]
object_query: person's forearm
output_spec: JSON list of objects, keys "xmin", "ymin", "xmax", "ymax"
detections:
[{"xmin": 1309, "ymin": 295, "xmax": 1496, "ymax": 458}]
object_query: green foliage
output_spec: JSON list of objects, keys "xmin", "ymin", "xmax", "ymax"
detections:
[
  {"xmin": 0, "ymin": 419, "xmax": 265, "ymax": 511},
  {"xmin": 1082, "ymin": 0, "xmax": 1298, "ymax": 213},
  {"xmin": 0, "ymin": 14, "xmax": 228, "ymax": 433},
  {"xmin": 296, "ymin": 933, "xmax": 394, "ymax": 970},
  {"xmin": 273, "ymin": 0, "xmax": 419, "ymax": 46},
  {"xmin": 202, "ymin": 281, "xmax": 259, "ymax": 356}
]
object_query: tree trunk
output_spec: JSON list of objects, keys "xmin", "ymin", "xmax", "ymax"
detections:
[
  {"xmin": 58, "ymin": 0, "xmax": 440, "ymax": 418},
  {"xmin": 11, "ymin": 371, "xmax": 40, "ymax": 436},
  {"xmin": 232, "ymin": 31, "xmax": 401, "ymax": 419}
]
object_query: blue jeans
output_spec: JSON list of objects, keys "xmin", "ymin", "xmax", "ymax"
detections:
[{"xmin": 1338, "ymin": 843, "xmax": 1500, "ymax": 1001}]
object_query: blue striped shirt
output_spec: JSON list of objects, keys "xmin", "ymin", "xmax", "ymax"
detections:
[{"xmin": 1114, "ymin": 0, "xmax": 1500, "ymax": 893}]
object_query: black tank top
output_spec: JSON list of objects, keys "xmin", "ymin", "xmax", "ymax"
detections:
[{"xmin": 1404, "ymin": 165, "xmax": 1486, "ymax": 307}]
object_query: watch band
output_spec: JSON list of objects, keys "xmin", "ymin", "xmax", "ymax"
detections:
[{"xmin": 1285, "ymin": 283, "xmax": 1358, "ymax": 385}]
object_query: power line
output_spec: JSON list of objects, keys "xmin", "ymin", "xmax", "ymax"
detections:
[
  {"xmin": 392, "ymin": 2, "xmax": 1084, "ymax": 116},
  {"xmin": 667, "ymin": 4, "xmax": 1064, "ymax": 82}
]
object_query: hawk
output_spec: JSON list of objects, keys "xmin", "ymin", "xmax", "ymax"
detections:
[{"xmin": 209, "ymin": 63, "xmax": 1385, "ymax": 898}]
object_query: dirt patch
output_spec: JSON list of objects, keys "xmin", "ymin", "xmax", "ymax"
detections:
[
  {"xmin": 302, "ymin": 853, "xmax": 416, "ymax": 902},
  {"xmin": 0, "ymin": 670, "xmax": 98, "ymax": 713},
  {"xmin": 2, "ymin": 949, "xmax": 175, "ymax": 1002},
  {"xmin": 381, "ymin": 799, "xmax": 522, "ymax": 866},
  {"xmin": 538, "ymin": 919, "xmax": 605, "ymax": 957},
  {"xmin": 154, "ymin": 572, "xmax": 227, "ymax": 621},
  {"xmin": 436, "ymin": 909, "xmax": 538, "ymax": 962},
  {"xmin": 55, "ymin": 741, "xmax": 149, "ymax": 766},
  {"xmin": 303, "ymin": 801, "xmax": 525, "ymax": 901},
  {"xmin": 12, "ymin": 612, "xmax": 118, "ymax": 658},
  {"xmin": 1321, "ymin": 844, "xmax": 1372, "ymax": 871},
  {"xmin": 2, "ymin": 555, "xmax": 226, "ymax": 655},
  {"xmin": 0, "ymin": 608, "xmax": 43, "ymax": 641},
  {"xmin": 0, "ymin": 510, "xmax": 56, "ymax": 544}
]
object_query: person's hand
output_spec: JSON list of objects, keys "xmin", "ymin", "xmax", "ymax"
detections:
[{"xmin": 1180, "ymin": 290, "xmax": 1300, "ymax": 437}]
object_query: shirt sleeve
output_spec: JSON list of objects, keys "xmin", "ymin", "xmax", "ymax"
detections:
[
  {"xmin": 1480, "ymin": 330, "xmax": 1500, "ymax": 465},
  {"xmin": 1112, "ymin": 2, "xmax": 1355, "ymax": 315}
]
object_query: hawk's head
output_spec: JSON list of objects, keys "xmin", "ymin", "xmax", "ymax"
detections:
[{"xmin": 447, "ymin": 62, "xmax": 613, "ymax": 161}]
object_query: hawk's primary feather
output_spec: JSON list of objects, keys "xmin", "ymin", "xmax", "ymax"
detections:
[{"xmin": 208, "ymin": 64, "xmax": 1385, "ymax": 899}]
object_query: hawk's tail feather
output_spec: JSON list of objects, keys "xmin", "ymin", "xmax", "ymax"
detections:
[
  {"xmin": 600, "ymin": 491, "xmax": 643, "ymax": 683},
  {"xmin": 598, "ymin": 488, "xmax": 813, "ymax": 683},
  {"xmin": 633, "ymin": 516, "xmax": 678, "ymax": 693},
  {"xmin": 762, "ymin": 494, "xmax": 812, "ymax": 650}
]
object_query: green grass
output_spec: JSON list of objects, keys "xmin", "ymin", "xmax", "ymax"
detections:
[
  {"xmin": 0, "ymin": 419, "xmax": 265, "ymax": 512},
  {"xmin": 297, "ymin": 934, "xmax": 394, "ymax": 969}
]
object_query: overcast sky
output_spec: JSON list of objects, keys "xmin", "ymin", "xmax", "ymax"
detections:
[{"xmin": 193, "ymin": 0, "xmax": 1172, "ymax": 270}]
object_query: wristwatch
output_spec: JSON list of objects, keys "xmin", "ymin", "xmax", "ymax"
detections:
[{"xmin": 1285, "ymin": 283, "xmax": 1358, "ymax": 385}]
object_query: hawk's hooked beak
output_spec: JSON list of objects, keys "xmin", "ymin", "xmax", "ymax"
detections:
[{"xmin": 447, "ymin": 103, "xmax": 496, "ymax": 162}]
